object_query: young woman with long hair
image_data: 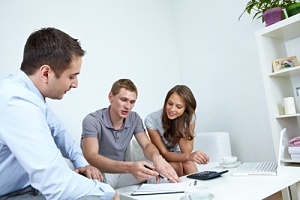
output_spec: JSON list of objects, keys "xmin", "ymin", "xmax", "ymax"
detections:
[{"xmin": 145, "ymin": 85, "xmax": 209, "ymax": 176}]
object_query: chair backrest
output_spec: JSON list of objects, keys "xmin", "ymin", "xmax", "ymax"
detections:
[
  {"xmin": 125, "ymin": 132, "xmax": 232, "ymax": 163},
  {"xmin": 125, "ymin": 137, "xmax": 144, "ymax": 162},
  {"xmin": 193, "ymin": 132, "xmax": 232, "ymax": 163}
]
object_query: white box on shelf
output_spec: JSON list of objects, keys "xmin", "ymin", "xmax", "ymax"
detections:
[
  {"xmin": 291, "ymin": 154, "xmax": 300, "ymax": 159},
  {"xmin": 288, "ymin": 146, "xmax": 300, "ymax": 154},
  {"xmin": 291, "ymin": 157, "xmax": 300, "ymax": 161}
]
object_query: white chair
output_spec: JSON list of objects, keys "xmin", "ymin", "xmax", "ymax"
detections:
[
  {"xmin": 126, "ymin": 132, "xmax": 232, "ymax": 163},
  {"xmin": 193, "ymin": 132, "xmax": 232, "ymax": 163}
]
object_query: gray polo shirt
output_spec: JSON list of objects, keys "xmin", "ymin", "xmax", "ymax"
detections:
[
  {"xmin": 82, "ymin": 107, "xmax": 145, "ymax": 161},
  {"xmin": 145, "ymin": 109, "xmax": 180, "ymax": 152}
]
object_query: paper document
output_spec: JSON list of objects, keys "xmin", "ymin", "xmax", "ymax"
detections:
[{"xmin": 131, "ymin": 181, "xmax": 194, "ymax": 196}]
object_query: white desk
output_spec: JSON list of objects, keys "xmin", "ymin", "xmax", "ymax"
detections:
[{"xmin": 118, "ymin": 163, "xmax": 300, "ymax": 200}]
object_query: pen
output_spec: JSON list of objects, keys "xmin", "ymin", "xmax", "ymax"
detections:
[{"xmin": 144, "ymin": 165, "xmax": 167, "ymax": 180}]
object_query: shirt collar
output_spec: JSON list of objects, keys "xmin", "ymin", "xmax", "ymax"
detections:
[{"xmin": 16, "ymin": 70, "xmax": 45, "ymax": 103}]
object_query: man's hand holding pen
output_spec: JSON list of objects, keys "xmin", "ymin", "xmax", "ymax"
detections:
[
  {"xmin": 150, "ymin": 155, "xmax": 181, "ymax": 183},
  {"xmin": 144, "ymin": 165, "xmax": 168, "ymax": 180},
  {"xmin": 129, "ymin": 161, "xmax": 160, "ymax": 181}
]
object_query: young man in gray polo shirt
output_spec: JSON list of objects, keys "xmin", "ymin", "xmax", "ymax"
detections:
[{"xmin": 81, "ymin": 79, "xmax": 180, "ymax": 189}]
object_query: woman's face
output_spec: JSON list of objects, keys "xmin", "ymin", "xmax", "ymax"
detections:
[{"xmin": 165, "ymin": 92, "xmax": 186, "ymax": 120}]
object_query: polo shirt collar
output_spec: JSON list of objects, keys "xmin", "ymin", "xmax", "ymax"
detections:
[{"xmin": 102, "ymin": 106, "xmax": 131, "ymax": 130}]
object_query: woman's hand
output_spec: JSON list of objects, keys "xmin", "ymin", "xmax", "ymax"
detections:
[{"xmin": 186, "ymin": 150, "xmax": 210, "ymax": 164}]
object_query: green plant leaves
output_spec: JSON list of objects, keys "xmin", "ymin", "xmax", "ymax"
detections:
[{"xmin": 239, "ymin": 0, "xmax": 298, "ymax": 21}]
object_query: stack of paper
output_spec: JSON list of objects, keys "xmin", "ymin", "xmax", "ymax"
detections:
[
  {"xmin": 131, "ymin": 181, "xmax": 194, "ymax": 196},
  {"xmin": 288, "ymin": 146, "xmax": 300, "ymax": 161}
]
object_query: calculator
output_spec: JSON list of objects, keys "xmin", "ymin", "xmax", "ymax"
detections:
[{"xmin": 187, "ymin": 170, "xmax": 229, "ymax": 180}]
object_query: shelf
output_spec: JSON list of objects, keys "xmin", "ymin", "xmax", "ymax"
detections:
[
  {"xmin": 282, "ymin": 158, "xmax": 300, "ymax": 164},
  {"xmin": 256, "ymin": 14, "xmax": 300, "ymax": 162},
  {"xmin": 269, "ymin": 66, "xmax": 300, "ymax": 77},
  {"xmin": 276, "ymin": 113, "xmax": 300, "ymax": 119},
  {"xmin": 256, "ymin": 14, "xmax": 300, "ymax": 41}
]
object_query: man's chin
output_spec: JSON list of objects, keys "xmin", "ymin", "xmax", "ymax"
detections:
[{"xmin": 48, "ymin": 95, "xmax": 64, "ymax": 100}]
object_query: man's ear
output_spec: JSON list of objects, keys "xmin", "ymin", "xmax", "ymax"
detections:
[
  {"xmin": 108, "ymin": 92, "xmax": 114, "ymax": 103},
  {"xmin": 39, "ymin": 65, "xmax": 51, "ymax": 83}
]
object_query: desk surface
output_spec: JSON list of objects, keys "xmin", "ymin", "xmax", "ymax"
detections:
[{"xmin": 118, "ymin": 163, "xmax": 300, "ymax": 200}]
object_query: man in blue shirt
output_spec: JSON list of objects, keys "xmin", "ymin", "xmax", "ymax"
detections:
[{"xmin": 0, "ymin": 28, "xmax": 117, "ymax": 200}]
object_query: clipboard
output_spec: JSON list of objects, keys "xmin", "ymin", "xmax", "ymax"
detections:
[{"xmin": 131, "ymin": 181, "xmax": 194, "ymax": 196}]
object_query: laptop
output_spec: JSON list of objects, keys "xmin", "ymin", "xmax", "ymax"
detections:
[{"xmin": 232, "ymin": 128, "xmax": 285, "ymax": 176}]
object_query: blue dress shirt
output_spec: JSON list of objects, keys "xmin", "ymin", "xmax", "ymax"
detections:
[{"xmin": 0, "ymin": 71, "xmax": 115, "ymax": 199}]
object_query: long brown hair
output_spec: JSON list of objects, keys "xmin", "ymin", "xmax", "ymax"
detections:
[{"xmin": 162, "ymin": 85, "xmax": 196, "ymax": 146}]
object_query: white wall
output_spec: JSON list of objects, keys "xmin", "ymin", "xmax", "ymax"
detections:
[
  {"xmin": 172, "ymin": 1, "xmax": 274, "ymax": 161},
  {"xmin": 0, "ymin": 0, "xmax": 275, "ymax": 162}
]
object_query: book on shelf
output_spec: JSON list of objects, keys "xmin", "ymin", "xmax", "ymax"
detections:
[{"xmin": 288, "ymin": 146, "xmax": 300, "ymax": 154}]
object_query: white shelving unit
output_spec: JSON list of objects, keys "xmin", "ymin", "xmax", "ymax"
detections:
[{"xmin": 256, "ymin": 14, "xmax": 300, "ymax": 164}]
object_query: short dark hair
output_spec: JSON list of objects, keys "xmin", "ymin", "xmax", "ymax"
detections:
[{"xmin": 21, "ymin": 27, "xmax": 85, "ymax": 78}]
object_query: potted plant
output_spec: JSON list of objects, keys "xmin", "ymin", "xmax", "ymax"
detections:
[
  {"xmin": 239, "ymin": 0, "xmax": 290, "ymax": 26},
  {"xmin": 284, "ymin": 0, "xmax": 300, "ymax": 17}
]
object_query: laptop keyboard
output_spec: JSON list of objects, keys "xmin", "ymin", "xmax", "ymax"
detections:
[{"xmin": 252, "ymin": 162, "xmax": 277, "ymax": 172}]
